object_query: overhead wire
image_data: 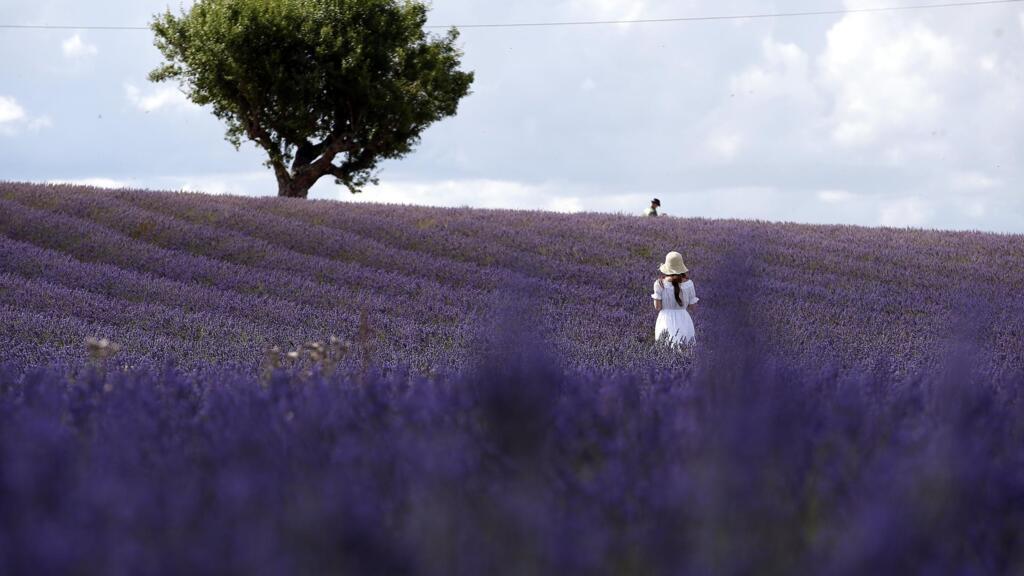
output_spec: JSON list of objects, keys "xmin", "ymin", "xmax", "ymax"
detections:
[
  {"xmin": 430, "ymin": 0, "xmax": 1024, "ymax": 29},
  {"xmin": 0, "ymin": 0, "xmax": 1021, "ymax": 31}
]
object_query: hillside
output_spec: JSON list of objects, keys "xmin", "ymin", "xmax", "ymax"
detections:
[{"xmin": 1, "ymin": 181, "xmax": 1022, "ymax": 374}]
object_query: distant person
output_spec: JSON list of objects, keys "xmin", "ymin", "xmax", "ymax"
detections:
[
  {"xmin": 651, "ymin": 251, "xmax": 699, "ymax": 344},
  {"xmin": 645, "ymin": 198, "xmax": 661, "ymax": 217}
]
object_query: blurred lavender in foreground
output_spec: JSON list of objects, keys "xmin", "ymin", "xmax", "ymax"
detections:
[{"xmin": 1, "ymin": 336, "xmax": 1021, "ymax": 575}]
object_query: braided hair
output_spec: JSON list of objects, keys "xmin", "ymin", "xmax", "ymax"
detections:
[{"xmin": 663, "ymin": 273, "xmax": 688, "ymax": 306}]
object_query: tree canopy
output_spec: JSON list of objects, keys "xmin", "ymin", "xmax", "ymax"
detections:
[{"xmin": 150, "ymin": 0, "xmax": 474, "ymax": 198}]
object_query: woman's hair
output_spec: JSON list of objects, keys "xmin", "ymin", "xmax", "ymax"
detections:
[{"xmin": 661, "ymin": 273, "xmax": 688, "ymax": 306}]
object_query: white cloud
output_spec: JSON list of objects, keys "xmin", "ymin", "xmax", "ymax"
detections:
[
  {"xmin": 43, "ymin": 172, "xmax": 278, "ymax": 197},
  {"xmin": 177, "ymin": 171, "xmax": 272, "ymax": 196},
  {"xmin": 342, "ymin": 178, "xmax": 587, "ymax": 213},
  {"xmin": 181, "ymin": 181, "xmax": 239, "ymax": 195},
  {"xmin": 114, "ymin": 173, "xmax": 591, "ymax": 211},
  {"xmin": 820, "ymin": 14, "xmax": 956, "ymax": 148},
  {"xmin": 732, "ymin": 39, "xmax": 817, "ymax": 103},
  {"xmin": 0, "ymin": 96, "xmax": 26, "ymax": 124},
  {"xmin": 950, "ymin": 172, "xmax": 1000, "ymax": 191},
  {"xmin": 0, "ymin": 96, "xmax": 51, "ymax": 136},
  {"xmin": 979, "ymin": 54, "xmax": 998, "ymax": 73},
  {"xmin": 548, "ymin": 196, "xmax": 585, "ymax": 213},
  {"xmin": 26, "ymin": 116, "xmax": 53, "ymax": 132},
  {"xmin": 62, "ymin": 34, "xmax": 98, "ymax": 59},
  {"xmin": 703, "ymin": 37, "xmax": 825, "ymax": 161},
  {"xmin": 713, "ymin": 18, "xmax": 963, "ymax": 157},
  {"xmin": 570, "ymin": 0, "xmax": 647, "ymax": 23},
  {"xmin": 708, "ymin": 132, "xmax": 743, "ymax": 159},
  {"xmin": 955, "ymin": 198, "xmax": 988, "ymax": 219},
  {"xmin": 47, "ymin": 178, "xmax": 133, "ymax": 189},
  {"xmin": 879, "ymin": 197, "xmax": 933, "ymax": 228},
  {"xmin": 700, "ymin": 6, "xmax": 1017, "ymax": 230},
  {"xmin": 818, "ymin": 190, "xmax": 856, "ymax": 204},
  {"xmin": 125, "ymin": 83, "xmax": 197, "ymax": 113}
]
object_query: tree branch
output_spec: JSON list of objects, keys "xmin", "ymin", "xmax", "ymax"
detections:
[
  {"xmin": 294, "ymin": 133, "xmax": 353, "ymax": 181},
  {"xmin": 292, "ymin": 140, "xmax": 321, "ymax": 172},
  {"xmin": 326, "ymin": 144, "xmax": 379, "ymax": 193},
  {"xmin": 244, "ymin": 115, "xmax": 290, "ymax": 183}
]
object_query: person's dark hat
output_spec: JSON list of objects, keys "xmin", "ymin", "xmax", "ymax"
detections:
[{"xmin": 651, "ymin": 198, "xmax": 661, "ymax": 207}]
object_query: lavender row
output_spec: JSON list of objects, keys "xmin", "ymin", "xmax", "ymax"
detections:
[
  {"xmin": 5, "ymin": 185, "xmax": 512, "ymax": 292},
  {"xmin": 0, "ymin": 197, "xmax": 476, "ymax": 326}
]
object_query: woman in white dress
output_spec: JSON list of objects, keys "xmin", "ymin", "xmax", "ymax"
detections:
[{"xmin": 652, "ymin": 251, "xmax": 699, "ymax": 344}]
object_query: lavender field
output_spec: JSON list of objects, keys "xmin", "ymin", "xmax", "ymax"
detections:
[
  {"xmin": 1, "ymin": 181, "xmax": 1022, "ymax": 375},
  {"xmin": 2, "ymin": 181, "xmax": 1024, "ymax": 574}
]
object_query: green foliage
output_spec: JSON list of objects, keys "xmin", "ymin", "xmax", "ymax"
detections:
[{"xmin": 150, "ymin": 0, "xmax": 474, "ymax": 197}]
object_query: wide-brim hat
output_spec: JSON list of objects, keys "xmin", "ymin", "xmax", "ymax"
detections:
[
  {"xmin": 659, "ymin": 251, "xmax": 689, "ymax": 275},
  {"xmin": 652, "ymin": 198, "xmax": 661, "ymax": 206}
]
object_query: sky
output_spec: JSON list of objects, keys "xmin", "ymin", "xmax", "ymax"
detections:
[{"xmin": 1, "ymin": 0, "xmax": 1022, "ymax": 233}]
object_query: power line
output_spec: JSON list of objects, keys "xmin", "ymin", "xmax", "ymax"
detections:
[
  {"xmin": 0, "ymin": 0, "xmax": 1021, "ymax": 31},
  {"xmin": 0, "ymin": 24, "xmax": 148, "ymax": 30},
  {"xmin": 430, "ymin": 0, "xmax": 1024, "ymax": 29}
]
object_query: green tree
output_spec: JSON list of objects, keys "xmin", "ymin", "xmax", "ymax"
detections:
[{"xmin": 150, "ymin": 0, "xmax": 474, "ymax": 198}]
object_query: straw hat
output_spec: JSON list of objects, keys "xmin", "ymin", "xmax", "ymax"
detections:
[{"xmin": 659, "ymin": 252, "xmax": 689, "ymax": 276}]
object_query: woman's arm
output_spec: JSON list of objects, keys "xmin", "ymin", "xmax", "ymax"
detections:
[{"xmin": 654, "ymin": 300, "xmax": 663, "ymax": 312}]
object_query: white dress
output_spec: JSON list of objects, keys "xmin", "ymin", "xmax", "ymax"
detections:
[{"xmin": 652, "ymin": 279, "xmax": 699, "ymax": 344}]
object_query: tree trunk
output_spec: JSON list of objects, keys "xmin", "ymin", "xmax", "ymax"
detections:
[{"xmin": 276, "ymin": 174, "xmax": 314, "ymax": 199}]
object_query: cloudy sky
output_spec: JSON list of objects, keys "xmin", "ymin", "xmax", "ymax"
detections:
[{"xmin": 1, "ymin": 0, "xmax": 1022, "ymax": 232}]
